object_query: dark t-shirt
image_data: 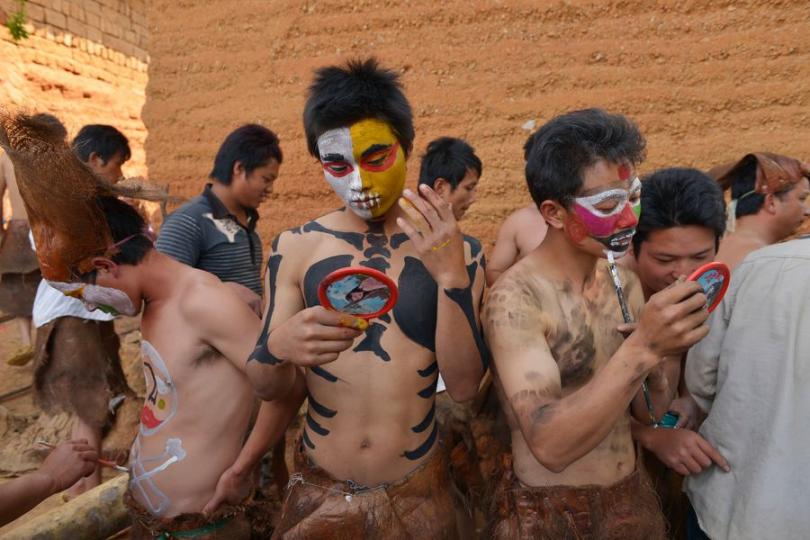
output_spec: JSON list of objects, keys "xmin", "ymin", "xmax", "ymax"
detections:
[{"xmin": 156, "ymin": 184, "xmax": 263, "ymax": 296}]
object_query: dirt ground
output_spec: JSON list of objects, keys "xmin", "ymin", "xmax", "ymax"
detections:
[
  {"xmin": 144, "ymin": 0, "xmax": 810, "ymax": 248},
  {"xmin": 0, "ymin": 315, "xmax": 142, "ymax": 536}
]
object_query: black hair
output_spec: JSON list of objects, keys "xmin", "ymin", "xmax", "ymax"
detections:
[
  {"xmin": 418, "ymin": 137, "xmax": 482, "ymax": 190},
  {"xmin": 524, "ymin": 108, "xmax": 646, "ymax": 207},
  {"xmin": 523, "ymin": 130, "xmax": 539, "ymax": 162},
  {"xmin": 209, "ymin": 124, "xmax": 283, "ymax": 185},
  {"xmin": 303, "ymin": 57, "xmax": 414, "ymax": 158},
  {"xmin": 95, "ymin": 196, "xmax": 152, "ymax": 266},
  {"xmin": 633, "ymin": 167, "xmax": 726, "ymax": 254},
  {"xmin": 30, "ymin": 113, "xmax": 67, "ymax": 141},
  {"xmin": 72, "ymin": 125, "xmax": 131, "ymax": 164},
  {"xmin": 729, "ymin": 156, "xmax": 766, "ymax": 217}
]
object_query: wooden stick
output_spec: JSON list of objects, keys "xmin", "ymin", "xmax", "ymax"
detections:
[{"xmin": 1, "ymin": 475, "xmax": 129, "ymax": 539}]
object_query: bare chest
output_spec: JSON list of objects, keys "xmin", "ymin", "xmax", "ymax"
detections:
[{"xmin": 546, "ymin": 290, "xmax": 626, "ymax": 390}]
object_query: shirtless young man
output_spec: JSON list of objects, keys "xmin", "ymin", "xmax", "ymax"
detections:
[
  {"xmin": 710, "ymin": 152, "xmax": 810, "ymax": 270},
  {"xmin": 1, "ymin": 113, "xmax": 301, "ymax": 539},
  {"xmin": 624, "ymin": 167, "xmax": 731, "ymax": 538},
  {"xmin": 245, "ymin": 58, "xmax": 487, "ymax": 539},
  {"xmin": 483, "ymin": 109, "xmax": 711, "ymax": 539},
  {"xmin": 486, "ymin": 133, "xmax": 548, "ymax": 286}
]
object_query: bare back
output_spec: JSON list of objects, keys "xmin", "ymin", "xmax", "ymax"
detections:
[
  {"xmin": 130, "ymin": 268, "xmax": 256, "ymax": 517},
  {"xmin": 488, "ymin": 254, "xmax": 641, "ymax": 486},
  {"xmin": 487, "ymin": 205, "xmax": 547, "ymax": 285},
  {"xmin": 270, "ymin": 209, "xmax": 485, "ymax": 486}
]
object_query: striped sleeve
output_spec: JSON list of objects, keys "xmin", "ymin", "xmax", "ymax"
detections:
[{"xmin": 156, "ymin": 213, "xmax": 202, "ymax": 267}]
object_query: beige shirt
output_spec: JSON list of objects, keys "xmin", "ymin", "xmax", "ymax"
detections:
[{"xmin": 685, "ymin": 238, "xmax": 810, "ymax": 540}]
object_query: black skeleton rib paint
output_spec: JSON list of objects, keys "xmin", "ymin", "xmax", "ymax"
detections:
[
  {"xmin": 311, "ymin": 366, "xmax": 339, "ymax": 383},
  {"xmin": 417, "ymin": 361, "xmax": 438, "ymax": 378},
  {"xmin": 417, "ymin": 378, "xmax": 438, "ymax": 399},
  {"xmin": 302, "ymin": 429, "xmax": 315, "ymax": 450},
  {"xmin": 444, "ymin": 260, "xmax": 489, "ymax": 368},
  {"xmin": 353, "ymin": 323, "xmax": 390, "ymax": 361},
  {"xmin": 411, "ymin": 403, "xmax": 435, "ymax": 433},
  {"xmin": 403, "ymin": 422, "xmax": 438, "ymax": 461},
  {"xmin": 248, "ymin": 241, "xmax": 283, "ymax": 365},
  {"xmin": 302, "ymin": 221, "xmax": 365, "ymax": 250},
  {"xmin": 394, "ymin": 257, "xmax": 438, "ymax": 352},
  {"xmin": 308, "ymin": 392, "xmax": 337, "ymax": 418},
  {"xmin": 306, "ymin": 412, "xmax": 330, "ymax": 437}
]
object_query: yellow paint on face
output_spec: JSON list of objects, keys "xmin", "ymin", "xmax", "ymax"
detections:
[{"xmin": 348, "ymin": 119, "xmax": 407, "ymax": 218}]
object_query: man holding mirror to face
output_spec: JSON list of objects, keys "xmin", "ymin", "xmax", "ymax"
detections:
[{"xmin": 246, "ymin": 58, "xmax": 487, "ymax": 539}]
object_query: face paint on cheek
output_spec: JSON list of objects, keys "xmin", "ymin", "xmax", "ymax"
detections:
[
  {"xmin": 565, "ymin": 213, "xmax": 590, "ymax": 244},
  {"xmin": 573, "ymin": 204, "xmax": 620, "ymax": 238},
  {"xmin": 618, "ymin": 164, "xmax": 631, "ymax": 181},
  {"xmin": 349, "ymin": 119, "xmax": 407, "ymax": 219}
]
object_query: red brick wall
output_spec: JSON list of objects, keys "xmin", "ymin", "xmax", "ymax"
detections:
[
  {"xmin": 144, "ymin": 0, "xmax": 810, "ymax": 246},
  {"xmin": 0, "ymin": 0, "xmax": 148, "ymax": 176}
]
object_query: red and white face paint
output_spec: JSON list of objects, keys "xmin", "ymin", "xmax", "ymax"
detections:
[
  {"xmin": 571, "ymin": 173, "xmax": 642, "ymax": 255},
  {"xmin": 317, "ymin": 118, "xmax": 407, "ymax": 220}
]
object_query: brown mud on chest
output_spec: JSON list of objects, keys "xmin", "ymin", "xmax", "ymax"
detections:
[
  {"xmin": 547, "ymin": 275, "xmax": 624, "ymax": 390},
  {"xmin": 548, "ymin": 304, "xmax": 597, "ymax": 388}
]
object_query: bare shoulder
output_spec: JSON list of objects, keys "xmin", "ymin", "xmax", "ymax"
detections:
[
  {"xmin": 272, "ymin": 210, "xmax": 346, "ymax": 254},
  {"xmin": 484, "ymin": 259, "xmax": 556, "ymax": 334},
  {"xmin": 511, "ymin": 205, "xmax": 541, "ymax": 226},
  {"xmin": 176, "ymin": 269, "xmax": 234, "ymax": 321}
]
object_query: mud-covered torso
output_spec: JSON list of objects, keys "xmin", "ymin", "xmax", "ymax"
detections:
[
  {"xmin": 496, "ymin": 259, "xmax": 638, "ymax": 487},
  {"xmin": 130, "ymin": 319, "xmax": 254, "ymax": 517},
  {"xmin": 280, "ymin": 214, "xmax": 482, "ymax": 485}
]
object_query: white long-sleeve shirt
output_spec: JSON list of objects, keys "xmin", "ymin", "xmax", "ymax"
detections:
[{"xmin": 685, "ymin": 238, "xmax": 810, "ymax": 540}]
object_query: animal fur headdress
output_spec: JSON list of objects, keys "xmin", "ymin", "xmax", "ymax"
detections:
[
  {"xmin": 0, "ymin": 112, "xmax": 119, "ymax": 281},
  {"xmin": 708, "ymin": 152, "xmax": 809, "ymax": 232}
]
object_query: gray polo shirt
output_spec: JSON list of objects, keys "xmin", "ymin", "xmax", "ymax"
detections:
[{"xmin": 156, "ymin": 184, "xmax": 263, "ymax": 296}]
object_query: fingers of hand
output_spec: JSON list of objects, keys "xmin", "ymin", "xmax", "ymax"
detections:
[
  {"xmin": 681, "ymin": 454, "xmax": 704, "ymax": 475},
  {"xmin": 311, "ymin": 307, "xmax": 366, "ymax": 331},
  {"xmin": 673, "ymin": 463, "xmax": 691, "ymax": 476},
  {"xmin": 398, "ymin": 197, "xmax": 432, "ymax": 236},
  {"xmin": 403, "ymin": 188, "xmax": 442, "ymax": 229},
  {"xmin": 656, "ymin": 280, "xmax": 703, "ymax": 305},
  {"xmin": 698, "ymin": 438, "xmax": 731, "ymax": 471},
  {"xmin": 79, "ymin": 450, "xmax": 99, "ymax": 463},
  {"xmin": 338, "ymin": 315, "xmax": 369, "ymax": 331},
  {"xmin": 396, "ymin": 216, "xmax": 426, "ymax": 250},
  {"xmin": 616, "ymin": 322, "xmax": 637, "ymax": 337},
  {"xmin": 417, "ymin": 184, "xmax": 454, "ymax": 222}
]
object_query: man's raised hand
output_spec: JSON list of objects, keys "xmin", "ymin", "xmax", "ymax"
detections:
[
  {"xmin": 265, "ymin": 306, "xmax": 366, "ymax": 367},
  {"xmin": 630, "ymin": 281, "xmax": 710, "ymax": 359},
  {"xmin": 397, "ymin": 185, "xmax": 468, "ymax": 289}
]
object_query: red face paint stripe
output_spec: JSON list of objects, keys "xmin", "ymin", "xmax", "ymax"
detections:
[
  {"xmin": 618, "ymin": 164, "xmax": 631, "ymax": 181},
  {"xmin": 322, "ymin": 162, "xmax": 355, "ymax": 178},
  {"xmin": 361, "ymin": 141, "xmax": 400, "ymax": 173}
]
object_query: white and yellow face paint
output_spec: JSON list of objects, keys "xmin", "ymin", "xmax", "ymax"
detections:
[{"xmin": 317, "ymin": 118, "xmax": 407, "ymax": 220}]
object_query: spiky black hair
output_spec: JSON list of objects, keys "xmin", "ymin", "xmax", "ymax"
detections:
[{"xmin": 303, "ymin": 57, "xmax": 414, "ymax": 158}]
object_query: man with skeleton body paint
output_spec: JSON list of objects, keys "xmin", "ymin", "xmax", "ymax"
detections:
[
  {"xmin": 0, "ymin": 113, "xmax": 303, "ymax": 539},
  {"xmin": 483, "ymin": 109, "xmax": 712, "ymax": 539},
  {"xmin": 245, "ymin": 59, "xmax": 486, "ymax": 539}
]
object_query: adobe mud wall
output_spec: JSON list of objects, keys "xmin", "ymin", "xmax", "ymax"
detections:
[
  {"xmin": 0, "ymin": 0, "xmax": 148, "ymax": 176},
  {"xmin": 144, "ymin": 0, "xmax": 810, "ymax": 246}
]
